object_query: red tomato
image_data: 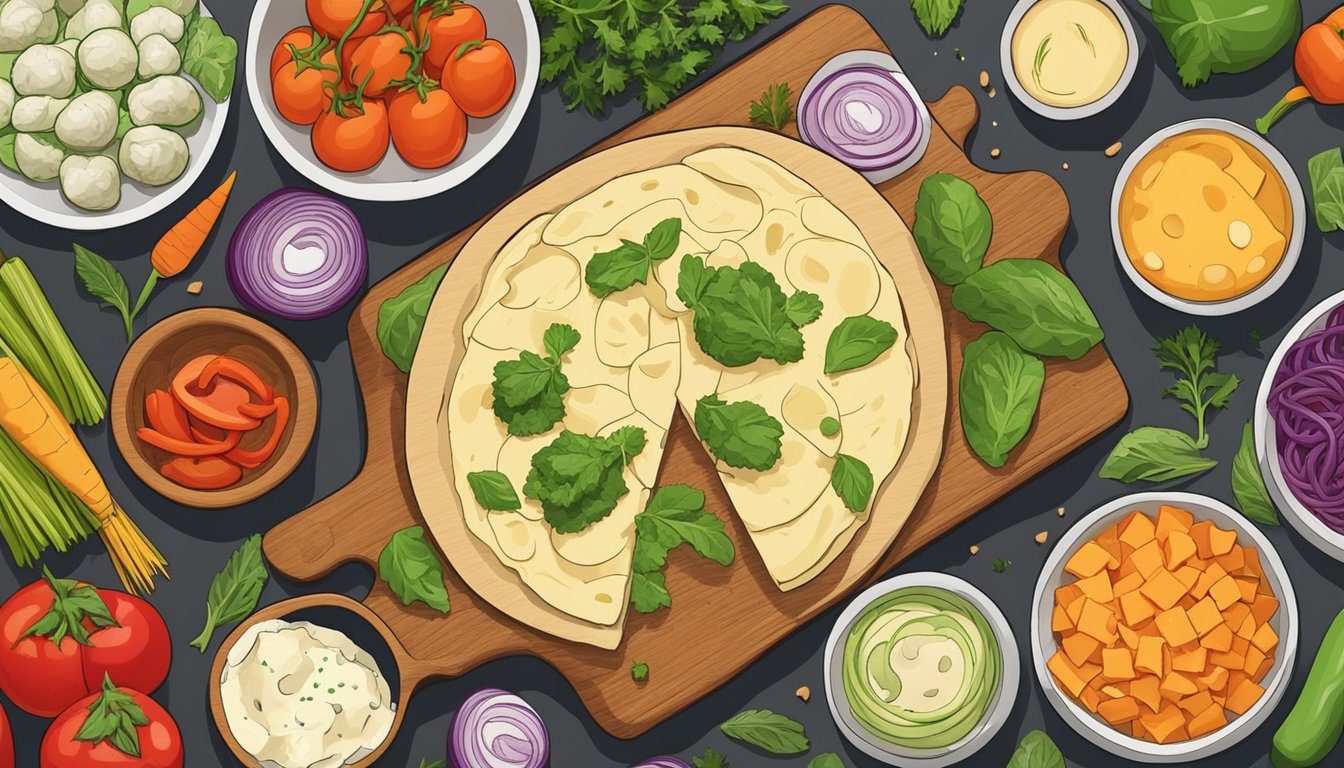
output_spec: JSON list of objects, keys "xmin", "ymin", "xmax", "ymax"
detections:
[
  {"xmin": 270, "ymin": 26, "xmax": 318, "ymax": 78},
  {"xmin": 344, "ymin": 31, "xmax": 413, "ymax": 99},
  {"xmin": 0, "ymin": 703, "xmax": 14, "ymax": 768},
  {"xmin": 389, "ymin": 87, "xmax": 466, "ymax": 168},
  {"xmin": 306, "ymin": 0, "xmax": 387, "ymax": 41},
  {"xmin": 444, "ymin": 38, "xmax": 515, "ymax": 117},
  {"xmin": 0, "ymin": 572, "xmax": 170, "ymax": 717},
  {"xmin": 41, "ymin": 680, "xmax": 182, "ymax": 768},
  {"xmin": 272, "ymin": 50, "xmax": 340, "ymax": 125},
  {"xmin": 413, "ymin": 3, "xmax": 486, "ymax": 80},
  {"xmin": 312, "ymin": 99, "xmax": 390, "ymax": 172}
]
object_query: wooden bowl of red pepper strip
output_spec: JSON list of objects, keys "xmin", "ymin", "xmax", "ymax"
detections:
[{"xmin": 111, "ymin": 307, "xmax": 318, "ymax": 509}]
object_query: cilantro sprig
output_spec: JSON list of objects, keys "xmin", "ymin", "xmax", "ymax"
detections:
[
  {"xmin": 677, "ymin": 255, "xmax": 823, "ymax": 367},
  {"xmin": 631, "ymin": 484, "xmax": 735, "ymax": 613},
  {"xmin": 748, "ymin": 82, "xmax": 794, "ymax": 131},
  {"xmin": 491, "ymin": 323, "xmax": 581, "ymax": 436},
  {"xmin": 524, "ymin": 427, "xmax": 647, "ymax": 534},
  {"xmin": 586, "ymin": 218, "xmax": 681, "ymax": 298}
]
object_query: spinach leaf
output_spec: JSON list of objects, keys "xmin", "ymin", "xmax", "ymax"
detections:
[
  {"xmin": 694, "ymin": 395, "xmax": 784, "ymax": 471},
  {"xmin": 1007, "ymin": 729, "xmax": 1065, "ymax": 768},
  {"xmin": 951, "ymin": 259, "xmax": 1103, "ymax": 360},
  {"xmin": 1150, "ymin": 0, "xmax": 1298, "ymax": 88},
  {"xmin": 720, "ymin": 709, "xmax": 809, "ymax": 755},
  {"xmin": 378, "ymin": 526, "xmax": 451, "ymax": 613},
  {"xmin": 466, "ymin": 471, "xmax": 522, "ymax": 512},
  {"xmin": 181, "ymin": 16, "xmax": 237, "ymax": 103},
  {"xmin": 809, "ymin": 754, "xmax": 845, "ymax": 768},
  {"xmin": 913, "ymin": 173, "xmax": 991, "ymax": 284},
  {"xmin": 910, "ymin": 0, "xmax": 965, "ymax": 38},
  {"xmin": 831, "ymin": 454, "xmax": 874, "ymax": 512},
  {"xmin": 1100, "ymin": 426, "xmax": 1217, "ymax": 483},
  {"xmin": 1232, "ymin": 421, "xmax": 1279, "ymax": 526},
  {"xmin": 1308, "ymin": 148, "xmax": 1344, "ymax": 233},
  {"xmin": 629, "ymin": 484, "xmax": 734, "ymax": 613},
  {"xmin": 824, "ymin": 316, "xmax": 898, "ymax": 374},
  {"xmin": 190, "ymin": 535, "xmax": 269, "ymax": 652},
  {"xmin": 960, "ymin": 332, "xmax": 1044, "ymax": 468},
  {"xmin": 376, "ymin": 263, "xmax": 447, "ymax": 373},
  {"xmin": 0, "ymin": 133, "xmax": 16, "ymax": 173}
]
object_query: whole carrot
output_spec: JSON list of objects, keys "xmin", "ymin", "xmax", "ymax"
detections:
[{"xmin": 131, "ymin": 171, "xmax": 239, "ymax": 316}]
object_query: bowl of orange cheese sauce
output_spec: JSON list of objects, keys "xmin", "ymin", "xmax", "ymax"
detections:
[{"xmin": 1111, "ymin": 119, "xmax": 1304, "ymax": 315}]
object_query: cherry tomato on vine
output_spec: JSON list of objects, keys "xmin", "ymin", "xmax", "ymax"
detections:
[
  {"xmin": 271, "ymin": 26, "xmax": 321, "ymax": 77},
  {"xmin": 444, "ymin": 38, "xmax": 515, "ymax": 117},
  {"xmin": 344, "ymin": 31, "xmax": 414, "ymax": 99},
  {"xmin": 413, "ymin": 3, "xmax": 486, "ymax": 80},
  {"xmin": 389, "ymin": 87, "xmax": 467, "ymax": 168},
  {"xmin": 312, "ymin": 99, "xmax": 390, "ymax": 172},
  {"xmin": 307, "ymin": 0, "xmax": 388, "ymax": 42},
  {"xmin": 273, "ymin": 50, "xmax": 340, "ymax": 125}
]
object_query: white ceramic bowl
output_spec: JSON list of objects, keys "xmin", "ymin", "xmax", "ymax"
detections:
[
  {"xmin": 0, "ymin": 3, "xmax": 230, "ymax": 231},
  {"xmin": 1031, "ymin": 492, "xmax": 1298, "ymax": 762},
  {"xmin": 245, "ymin": 0, "xmax": 539, "ymax": 201},
  {"xmin": 1255, "ymin": 289, "xmax": 1344, "ymax": 562},
  {"xmin": 823, "ymin": 572, "xmax": 1020, "ymax": 767},
  {"xmin": 999, "ymin": 0, "xmax": 1139, "ymax": 121},
  {"xmin": 797, "ymin": 50, "xmax": 932, "ymax": 184},
  {"xmin": 1110, "ymin": 118, "xmax": 1304, "ymax": 316}
]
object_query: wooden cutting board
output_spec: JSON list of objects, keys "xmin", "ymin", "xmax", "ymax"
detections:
[{"xmin": 263, "ymin": 4, "xmax": 1128, "ymax": 739}]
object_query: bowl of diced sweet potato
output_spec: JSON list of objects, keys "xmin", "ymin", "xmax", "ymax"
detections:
[{"xmin": 1030, "ymin": 492, "xmax": 1298, "ymax": 761}]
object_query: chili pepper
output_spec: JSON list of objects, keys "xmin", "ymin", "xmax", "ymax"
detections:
[
  {"xmin": 171, "ymin": 356, "xmax": 261, "ymax": 432},
  {"xmin": 136, "ymin": 426, "xmax": 241, "ymax": 457},
  {"xmin": 196, "ymin": 355, "xmax": 274, "ymax": 405},
  {"xmin": 144, "ymin": 389, "xmax": 192, "ymax": 443},
  {"xmin": 226, "ymin": 397, "xmax": 291, "ymax": 469},
  {"xmin": 160, "ymin": 457, "xmax": 243, "ymax": 491},
  {"xmin": 1258, "ymin": 7, "xmax": 1344, "ymax": 134}
]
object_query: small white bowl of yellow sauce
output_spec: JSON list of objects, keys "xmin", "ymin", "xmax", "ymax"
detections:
[
  {"xmin": 1000, "ymin": 0, "xmax": 1139, "ymax": 120},
  {"xmin": 1110, "ymin": 119, "xmax": 1304, "ymax": 316}
]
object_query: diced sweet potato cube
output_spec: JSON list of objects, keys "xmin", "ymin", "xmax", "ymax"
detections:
[
  {"xmin": 1235, "ymin": 577, "xmax": 1258, "ymax": 604},
  {"xmin": 1049, "ymin": 651, "xmax": 1090, "ymax": 698},
  {"xmin": 1208, "ymin": 526, "xmax": 1238, "ymax": 557},
  {"xmin": 1159, "ymin": 725, "xmax": 1190, "ymax": 745},
  {"xmin": 1210, "ymin": 650, "xmax": 1245, "ymax": 669},
  {"xmin": 1174, "ymin": 566, "xmax": 1202, "ymax": 590},
  {"xmin": 1131, "ymin": 540, "xmax": 1166, "ymax": 579},
  {"xmin": 1120, "ymin": 591, "xmax": 1156, "ymax": 626},
  {"xmin": 1118, "ymin": 623, "xmax": 1142, "ymax": 651},
  {"xmin": 1052, "ymin": 605, "xmax": 1073, "ymax": 633},
  {"xmin": 1251, "ymin": 595, "xmax": 1279, "ymax": 625},
  {"xmin": 1141, "ymin": 569, "xmax": 1189, "ymax": 611},
  {"xmin": 1066, "ymin": 540, "xmax": 1115, "ymax": 579},
  {"xmin": 1062, "ymin": 632, "xmax": 1099, "ymax": 666},
  {"xmin": 1132, "ymin": 719, "xmax": 1148, "ymax": 740},
  {"xmin": 1200, "ymin": 623, "xmax": 1233, "ymax": 653},
  {"xmin": 1076, "ymin": 572, "xmax": 1115, "ymax": 603},
  {"xmin": 1252, "ymin": 656, "xmax": 1274, "ymax": 684},
  {"xmin": 1156, "ymin": 506, "xmax": 1194, "ymax": 540},
  {"xmin": 1236, "ymin": 614, "xmax": 1256, "ymax": 640},
  {"xmin": 1188, "ymin": 703, "xmax": 1229, "ymax": 738},
  {"xmin": 1113, "ymin": 571, "xmax": 1144, "ymax": 597},
  {"xmin": 1190, "ymin": 520, "xmax": 1215, "ymax": 559},
  {"xmin": 1099, "ymin": 696, "xmax": 1141, "ymax": 725},
  {"xmin": 1216, "ymin": 545, "xmax": 1245, "ymax": 573},
  {"xmin": 1080, "ymin": 686, "xmax": 1103, "ymax": 713},
  {"xmin": 1078, "ymin": 599, "xmax": 1118, "ymax": 643},
  {"xmin": 1191, "ymin": 562, "xmax": 1228, "ymax": 601},
  {"xmin": 1103, "ymin": 647, "xmax": 1137, "ymax": 681},
  {"xmin": 1178, "ymin": 689, "xmax": 1214, "ymax": 715},
  {"xmin": 1232, "ymin": 635, "xmax": 1251, "ymax": 656},
  {"xmin": 1199, "ymin": 666, "xmax": 1228, "ymax": 692},
  {"xmin": 1243, "ymin": 646, "xmax": 1267, "ymax": 675},
  {"xmin": 1209, "ymin": 575, "xmax": 1242, "ymax": 610},
  {"xmin": 1165, "ymin": 530, "xmax": 1198, "ymax": 569},
  {"xmin": 1251, "ymin": 623, "xmax": 1279, "ymax": 654},
  {"xmin": 1173, "ymin": 646, "xmax": 1207, "ymax": 673},
  {"xmin": 1136, "ymin": 636, "xmax": 1165, "ymax": 675},
  {"xmin": 1160, "ymin": 671, "xmax": 1198, "ymax": 699},
  {"xmin": 1130, "ymin": 675, "xmax": 1161, "ymax": 712},
  {"xmin": 1142, "ymin": 702, "xmax": 1186, "ymax": 743},
  {"xmin": 1156, "ymin": 607, "xmax": 1198, "ymax": 647},
  {"xmin": 1056, "ymin": 583, "xmax": 1083, "ymax": 605},
  {"xmin": 1101, "ymin": 684, "xmax": 1127, "ymax": 699},
  {"xmin": 1187, "ymin": 597, "xmax": 1223, "ymax": 637},
  {"xmin": 1095, "ymin": 527, "xmax": 1125, "ymax": 568},
  {"xmin": 1120, "ymin": 512, "xmax": 1157, "ymax": 548},
  {"xmin": 1223, "ymin": 602, "xmax": 1251, "ymax": 630},
  {"xmin": 1226, "ymin": 677, "xmax": 1265, "ymax": 715},
  {"xmin": 1066, "ymin": 596, "xmax": 1086, "ymax": 625}
]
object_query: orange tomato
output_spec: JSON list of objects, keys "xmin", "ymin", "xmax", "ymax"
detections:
[
  {"xmin": 444, "ymin": 39, "xmax": 514, "ymax": 117},
  {"xmin": 307, "ymin": 0, "xmax": 388, "ymax": 41},
  {"xmin": 344, "ymin": 31, "xmax": 413, "ymax": 99},
  {"xmin": 389, "ymin": 88, "xmax": 466, "ymax": 168},
  {"xmin": 271, "ymin": 27, "xmax": 319, "ymax": 78},
  {"xmin": 273, "ymin": 50, "xmax": 339, "ymax": 125},
  {"xmin": 312, "ymin": 100, "xmax": 390, "ymax": 172},
  {"xmin": 414, "ymin": 4, "xmax": 486, "ymax": 80}
]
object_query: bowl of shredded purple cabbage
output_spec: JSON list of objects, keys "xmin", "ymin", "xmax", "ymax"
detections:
[{"xmin": 1258, "ymin": 290, "xmax": 1344, "ymax": 560}]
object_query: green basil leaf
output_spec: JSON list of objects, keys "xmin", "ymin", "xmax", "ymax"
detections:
[
  {"xmin": 909, "ymin": 0, "xmax": 966, "ymax": 38},
  {"xmin": 630, "ymin": 661, "xmax": 649, "ymax": 680},
  {"xmin": 586, "ymin": 241, "xmax": 653, "ymax": 297},
  {"xmin": 1100, "ymin": 426, "xmax": 1216, "ymax": 483},
  {"xmin": 720, "ymin": 709, "xmax": 810, "ymax": 755},
  {"xmin": 467, "ymin": 471, "xmax": 522, "ymax": 512},
  {"xmin": 1232, "ymin": 420, "xmax": 1279, "ymax": 526},
  {"xmin": 190, "ymin": 534, "xmax": 269, "ymax": 652},
  {"xmin": 377, "ymin": 263, "xmax": 448, "ymax": 374},
  {"xmin": 72, "ymin": 244, "xmax": 133, "ymax": 336},
  {"xmin": 951, "ymin": 259, "xmax": 1103, "ymax": 360},
  {"xmin": 808, "ymin": 754, "xmax": 846, "ymax": 768},
  {"xmin": 642, "ymin": 217, "xmax": 682, "ymax": 263},
  {"xmin": 378, "ymin": 526, "xmax": 451, "ymax": 613},
  {"xmin": 960, "ymin": 332, "xmax": 1044, "ymax": 468},
  {"xmin": 913, "ymin": 172, "xmax": 991, "ymax": 284},
  {"xmin": 1308, "ymin": 148, "xmax": 1344, "ymax": 232},
  {"xmin": 1007, "ymin": 729, "xmax": 1065, "ymax": 768},
  {"xmin": 831, "ymin": 453, "xmax": 874, "ymax": 512},
  {"xmin": 824, "ymin": 315, "xmax": 898, "ymax": 374}
]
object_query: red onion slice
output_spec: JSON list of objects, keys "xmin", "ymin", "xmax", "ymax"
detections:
[
  {"xmin": 632, "ymin": 759, "xmax": 693, "ymax": 768},
  {"xmin": 800, "ymin": 65, "xmax": 925, "ymax": 172},
  {"xmin": 449, "ymin": 688, "xmax": 549, "ymax": 768}
]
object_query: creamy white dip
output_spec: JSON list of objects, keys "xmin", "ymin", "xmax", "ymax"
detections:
[{"xmin": 221, "ymin": 620, "xmax": 396, "ymax": 768}]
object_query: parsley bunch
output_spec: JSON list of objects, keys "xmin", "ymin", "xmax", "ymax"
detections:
[
  {"xmin": 523, "ymin": 427, "xmax": 647, "ymax": 533},
  {"xmin": 677, "ymin": 255, "xmax": 823, "ymax": 367},
  {"xmin": 534, "ymin": 0, "xmax": 790, "ymax": 114},
  {"xmin": 491, "ymin": 323, "xmax": 581, "ymax": 436},
  {"xmin": 631, "ymin": 484, "xmax": 735, "ymax": 612}
]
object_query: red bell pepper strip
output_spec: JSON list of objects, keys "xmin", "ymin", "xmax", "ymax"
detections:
[
  {"xmin": 161, "ymin": 457, "xmax": 243, "ymax": 490},
  {"xmin": 1258, "ymin": 7, "xmax": 1344, "ymax": 133},
  {"xmin": 137, "ymin": 426, "xmax": 242, "ymax": 457},
  {"xmin": 145, "ymin": 389, "xmax": 192, "ymax": 443},
  {"xmin": 226, "ymin": 397, "xmax": 291, "ymax": 469},
  {"xmin": 196, "ymin": 355, "xmax": 275, "ymax": 404},
  {"xmin": 171, "ymin": 355, "xmax": 261, "ymax": 432},
  {"xmin": 237, "ymin": 401, "xmax": 278, "ymax": 419}
]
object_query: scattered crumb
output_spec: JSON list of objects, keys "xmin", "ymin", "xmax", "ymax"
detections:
[
  {"xmin": 978, "ymin": 70, "xmax": 990, "ymax": 88},
  {"xmin": 1058, "ymin": 507, "xmax": 1066, "ymax": 517},
  {"xmin": 954, "ymin": 47, "xmax": 964, "ymax": 61},
  {"xmin": 990, "ymin": 148, "xmax": 1001, "ymax": 159},
  {"xmin": 796, "ymin": 686, "xmax": 811, "ymax": 702},
  {"xmin": 1105, "ymin": 141, "xmax": 1123, "ymax": 157},
  {"xmin": 1034, "ymin": 531, "xmax": 1049, "ymax": 544},
  {"xmin": 970, "ymin": 545, "xmax": 980, "ymax": 556},
  {"xmin": 993, "ymin": 558, "xmax": 1012, "ymax": 573},
  {"xmin": 992, "ymin": 120, "xmax": 999, "ymax": 127},
  {"xmin": 186, "ymin": 281, "xmax": 203, "ymax": 295},
  {"xmin": 1062, "ymin": 163, "xmax": 1069, "ymax": 170},
  {"xmin": 988, "ymin": 87, "xmax": 997, "ymax": 98}
]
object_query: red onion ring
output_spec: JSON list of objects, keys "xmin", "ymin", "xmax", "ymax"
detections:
[
  {"xmin": 449, "ymin": 688, "xmax": 549, "ymax": 768},
  {"xmin": 800, "ymin": 65, "xmax": 924, "ymax": 172}
]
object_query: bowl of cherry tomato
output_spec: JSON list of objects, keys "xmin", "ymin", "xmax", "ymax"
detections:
[{"xmin": 245, "ymin": 0, "xmax": 538, "ymax": 201}]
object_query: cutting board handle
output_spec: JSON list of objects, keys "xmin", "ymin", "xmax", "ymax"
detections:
[{"xmin": 930, "ymin": 86, "xmax": 978, "ymax": 151}]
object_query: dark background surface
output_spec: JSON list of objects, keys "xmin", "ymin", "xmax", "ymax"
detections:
[{"xmin": 1, "ymin": 0, "xmax": 1342, "ymax": 765}]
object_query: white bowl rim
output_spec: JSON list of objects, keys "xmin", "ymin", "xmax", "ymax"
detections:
[
  {"xmin": 1030, "ymin": 491, "xmax": 1299, "ymax": 761},
  {"xmin": 244, "ymin": 0, "xmax": 540, "ymax": 202},
  {"xmin": 823, "ymin": 571, "xmax": 1021, "ymax": 767},
  {"xmin": 999, "ymin": 0, "xmax": 1140, "ymax": 121},
  {"xmin": 0, "ymin": 2, "xmax": 230, "ymax": 231},
  {"xmin": 1108, "ymin": 117, "xmax": 1305, "ymax": 316},
  {"xmin": 1254, "ymin": 288, "xmax": 1344, "ymax": 562}
]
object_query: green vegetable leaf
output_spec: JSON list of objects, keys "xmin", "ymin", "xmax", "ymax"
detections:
[
  {"xmin": 378, "ymin": 526, "xmax": 451, "ymax": 613},
  {"xmin": 631, "ymin": 568, "xmax": 671, "ymax": 613},
  {"xmin": 586, "ymin": 218, "xmax": 682, "ymax": 297},
  {"xmin": 913, "ymin": 173, "xmax": 992, "ymax": 285},
  {"xmin": 491, "ymin": 323, "xmax": 581, "ymax": 436},
  {"xmin": 784, "ymin": 291, "xmax": 823, "ymax": 328},
  {"xmin": 720, "ymin": 709, "xmax": 809, "ymax": 755},
  {"xmin": 808, "ymin": 754, "xmax": 846, "ymax": 768},
  {"xmin": 523, "ymin": 427, "xmax": 646, "ymax": 534},
  {"xmin": 1007, "ymin": 729, "xmax": 1065, "ymax": 768},
  {"xmin": 1232, "ymin": 421, "xmax": 1279, "ymax": 526},
  {"xmin": 76, "ymin": 675, "xmax": 148, "ymax": 758},
  {"xmin": 1308, "ymin": 148, "xmax": 1344, "ymax": 233},
  {"xmin": 831, "ymin": 454, "xmax": 874, "ymax": 512},
  {"xmin": 993, "ymin": 558, "xmax": 1012, "ymax": 573},
  {"xmin": 630, "ymin": 484, "xmax": 734, "ymax": 613},
  {"xmin": 377, "ymin": 264, "xmax": 448, "ymax": 374},
  {"xmin": 748, "ymin": 82, "xmax": 794, "ymax": 131},
  {"xmin": 1150, "ymin": 0, "xmax": 1299, "ymax": 88},
  {"xmin": 692, "ymin": 748, "xmax": 729, "ymax": 768},
  {"xmin": 417, "ymin": 760, "xmax": 448, "ymax": 768},
  {"xmin": 694, "ymin": 394, "xmax": 784, "ymax": 471},
  {"xmin": 72, "ymin": 244, "xmax": 134, "ymax": 342},
  {"xmin": 0, "ymin": 133, "xmax": 16, "ymax": 173},
  {"xmin": 1153, "ymin": 325, "xmax": 1239, "ymax": 448},
  {"xmin": 951, "ymin": 259, "xmax": 1103, "ymax": 360},
  {"xmin": 960, "ymin": 332, "xmax": 1044, "ymax": 468},
  {"xmin": 182, "ymin": 16, "xmax": 237, "ymax": 102},
  {"xmin": 677, "ymin": 255, "xmax": 819, "ymax": 367},
  {"xmin": 467, "ymin": 471, "xmax": 522, "ymax": 511},
  {"xmin": 1100, "ymin": 426, "xmax": 1217, "ymax": 483},
  {"xmin": 190, "ymin": 534, "xmax": 269, "ymax": 652},
  {"xmin": 824, "ymin": 316, "xmax": 898, "ymax": 374},
  {"xmin": 910, "ymin": 0, "xmax": 965, "ymax": 37},
  {"xmin": 22, "ymin": 567, "xmax": 119, "ymax": 647},
  {"xmin": 631, "ymin": 661, "xmax": 649, "ymax": 680}
]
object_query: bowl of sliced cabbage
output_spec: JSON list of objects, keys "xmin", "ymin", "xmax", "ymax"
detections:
[{"xmin": 0, "ymin": 0, "xmax": 236, "ymax": 230}]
